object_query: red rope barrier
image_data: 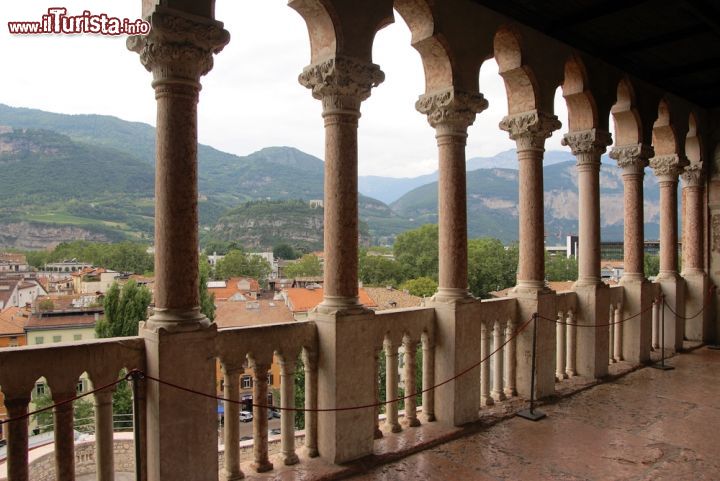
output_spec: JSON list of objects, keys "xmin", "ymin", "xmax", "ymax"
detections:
[{"xmin": 538, "ymin": 298, "xmax": 658, "ymax": 328}]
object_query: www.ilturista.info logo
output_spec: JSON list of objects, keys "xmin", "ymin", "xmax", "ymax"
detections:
[{"xmin": 8, "ymin": 8, "xmax": 151, "ymax": 35}]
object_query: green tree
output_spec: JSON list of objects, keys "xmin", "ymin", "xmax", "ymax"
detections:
[
  {"xmin": 273, "ymin": 243, "xmax": 300, "ymax": 260},
  {"xmin": 401, "ymin": 277, "xmax": 438, "ymax": 298},
  {"xmin": 199, "ymin": 256, "xmax": 216, "ymax": 321},
  {"xmin": 45, "ymin": 241, "xmax": 153, "ymax": 273},
  {"xmin": 284, "ymin": 254, "xmax": 322, "ymax": 279},
  {"xmin": 644, "ymin": 254, "xmax": 660, "ymax": 278},
  {"xmin": 545, "ymin": 254, "xmax": 578, "ymax": 281},
  {"xmin": 467, "ymin": 239, "xmax": 518, "ymax": 298},
  {"xmin": 215, "ymin": 250, "xmax": 271, "ymax": 284},
  {"xmin": 96, "ymin": 280, "xmax": 151, "ymax": 338},
  {"xmin": 359, "ymin": 253, "xmax": 402, "ymax": 286},
  {"xmin": 32, "ymin": 390, "xmax": 94, "ymax": 433},
  {"xmin": 394, "ymin": 224, "xmax": 439, "ymax": 281},
  {"xmin": 203, "ymin": 240, "xmax": 243, "ymax": 256},
  {"xmin": 38, "ymin": 299, "xmax": 55, "ymax": 311}
]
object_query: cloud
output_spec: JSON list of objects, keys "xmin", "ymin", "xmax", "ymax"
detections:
[{"xmin": 0, "ymin": 1, "xmax": 572, "ymax": 178}]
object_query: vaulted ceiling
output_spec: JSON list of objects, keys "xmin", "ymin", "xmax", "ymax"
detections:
[{"xmin": 473, "ymin": 0, "xmax": 720, "ymax": 108}]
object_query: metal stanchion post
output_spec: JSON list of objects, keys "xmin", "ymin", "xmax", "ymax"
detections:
[
  {"xmin": 130, "ymin": 370, "xmax": 144, "ymax": 481},
  {"xmin": 517, "ymin": 313, "xmax": 546, "ymax": 421},
  {"xmin": 652, "ymin": 296, "xmax": 674, "ymax": 371}
]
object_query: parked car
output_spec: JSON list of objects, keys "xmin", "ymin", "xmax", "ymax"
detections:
[
  {"xmin": 270, "ymin": 409, "xmax": 281, "ymax": 419},
  {"xmin": 269, "ymin": 428, "xmax": 281, "ymax": 436},
  {"xmin": 239, "ymin": 411, "xmax": 253, "ymax": 422},
  {"xmin": 240, "ymin": 436, "xmax": 253, "ymax": 442}
]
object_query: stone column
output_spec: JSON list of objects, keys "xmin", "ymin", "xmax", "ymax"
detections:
[
  {"xmin": 250, "ymin": 362, "xmax": 272, "ymax": 472},
  {"xmin": 610, "ymin": 144, "xmax": 654, "ymax": 363},
  {"xmin": 94, "ymin": 390, "xmax": 115, "ymax": 481},
  {"xmin": 681, "ymin": 164, "xmax": 710, "ymax": 341},
  {"xmin": 128, "ymin": 10, "xmax": 229, "ymax": 481},
  {"xmin": 279, "ymin": 356, "xmax": 299, "ymax": 465},
  {"xmin": 5, "ymin": 397, "xmax": 30, "ymax": 481},
  {"xmin": 650, "ymin": 154, "xmax": 688, "ymax": 350},
  {"xmin": 416, "ymin": 89, "xmax": 487, "ymax": 301},
  {"xmin": 499, "ymin": 111, "xmax": 561, "ymax": 398},
  {"xmin": 221, "ymin": 369, "xmax": 243, "ymax": 481},
  {"xmin": 492, "ymin": 320, "xmax": 506, "ymax": 402},
  {"xmin": 421, "ymin": 336, "xmax": 435, "ymax": 422},
  {"xmin": 384, "ymin": 338, "xmax": 401, "ymax": 433},
  {"xmin": 563, "ymin": 129, "xmax": 612, "ymax": 378},
  {"xmin": 299, "ymin": 56, "xmax": 383, "ymax": 310},
  {"xmin": 300, "ymin": 56, "xmax": 382, "ymax": 463}
]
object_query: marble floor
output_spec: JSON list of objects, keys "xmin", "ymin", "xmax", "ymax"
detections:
[{"xmin": 349, "ymin": 347, "xmax": 720, "ymax": 481}]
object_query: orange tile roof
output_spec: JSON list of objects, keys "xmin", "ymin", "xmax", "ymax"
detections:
[
  {"xmin": 0, "ymin": 307, "xmax": 25, "ymax": 336},
  {"xmin": 208, "ymin": 277, "xmax": 260, "ymax": 301},
  {"xmin": 214, "ymin": 299, "xmax": 295, "ymax": 329},
  {"xmin": 25, "ymin": 310, "xmax": 100, "ymax": 329},
  {"xmin": 284, "ymin": 287, "xmax": 377, "ymax": 312}
]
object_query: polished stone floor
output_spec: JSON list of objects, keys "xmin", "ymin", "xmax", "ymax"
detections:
[{"xmin": 349, "ymin": 347, "xmax": 720, "ymax": 481}]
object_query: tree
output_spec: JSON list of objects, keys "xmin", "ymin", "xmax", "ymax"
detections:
[
  {"xmin": 401, "ymin": 277, "xmax": 438, "ymax": 298},
  {"xmin": 467, "ymin": 239, "xmax": 518, "ymax": 298},
  {"xmin": 199, "ymin": 256, "xmax": 216, "ymax": 321},
  {"xmin": 394, "ymin": 224, "xmax": 439, "ymax": 281},
  {"xmin": 215, "ymin": 250, "xmax": 271, "ymax": 284},
  {"xmin": 359, "ymin": 253, "xmax": 402, "ymax": 287},
  {"xmin": 645, "ymin": 254, "xmax": 660, "ymax": 278},
  {"xmin": 284, "ymin": 254, "xmax": 322, "ymax": 279},
  {"xmin": 46, "ymin": 241, "xmax": 153, "ymax": 273},
  {"xmin": 545, "ymin": 254, "xmax": 578, "ymax": 281},
  {"xmin": 273, "ymin": 243, "xmax": 300, "ymax": 260},
  {"xmin": 32, "ymin": 391, "xmax": 94, "ymax": 434},
  {"xmin": 96, "ymin": 280, "xmax": 151, "ymax": 338},
  {"xmin": 38, "ymin": 299, "xmax": 55, "ymax": 311},
  {"xmin": 203, "ymin": 240, "xmax": 243, "ymax": 256}
]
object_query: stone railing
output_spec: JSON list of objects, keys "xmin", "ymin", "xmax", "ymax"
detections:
[
  {"xmin": 0, "ymin": 338, "xmax": 145, "ymax": 481},
  {"xmin": 608, "ymin": 285, "xmax": 625, "ymax": 364},
  {"xmin": 479, "ymin": 297, "xmax": 518, "ymax": 404}
]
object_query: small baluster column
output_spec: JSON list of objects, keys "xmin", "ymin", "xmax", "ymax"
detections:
[
  {"xmin": 492, "ymin": 321, "xmax": 506, "ymax": 401},
  {"xmin": 614, "ymin": 304, "xmax": 623, "ymax": 362},
  {"xmin": 94, "ymin": 389, "xmax": 116, "ymax": 481},
  {"xmin": 556, "ymin": 311, "xmax": 567, "ymax": 380},
  {"xmin": 480, "ymin": 322, "xmax": 493, "ymax": 406},
  {"xmin": 566, "ymin": 311, "xmax": 577, "ymax": 377},
  {"xmin": 504, "ymin": 319, "xmax": 517, "ymax": 397},
  {"xmin": 609, "ymin": 305, "xmax": 616, "ymax": 363},
  {"xmin": 403, "ymin": 336, "xmax": 420, "ymax": 427},
  {"xmin": 652, "ymin": 299, "xmax": 660, "ymax": 350},
  {"xmin": 221, "ymin": 368, "xmax": 243, "ymax": 481},
  {"xmin": 250, "ymin": 361, "xmax": 273, "ymax": 473},
  {"xmin": 416, "ymin": 89, "xmax": 487, "ymax": 300},
  {"xmin": 374, "ymin": 348, "xmax": 383, "ymax": 438},
  {"xmin": 421, "ymin": 335, "xmax": 436, "ymax": 422},
  {"xmin": 53, "ymin": 390, "xmax": 77, "ymax": 481},
  {"xmin": 5, "ymin": 396, "xmax": 30, "ymax": 481},
  {"xmin": 302, "ymin": 350, "xmax": 318, "ymax": 457},
  {"xmin": 384, "ymin": 339, "xmax": 401, "ymax": 433},
  {"xmin": 278, "ymin": 355, "xmax": 299, "ymax": 465}
]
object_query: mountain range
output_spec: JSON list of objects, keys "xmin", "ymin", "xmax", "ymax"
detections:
[{"xmin": 0, "ymin": 104, "xmax": 665, "ymax": 250}]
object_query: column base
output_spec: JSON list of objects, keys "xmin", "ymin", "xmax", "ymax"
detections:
[
  {"xmin": 251, "ymin": 461, "xmax": 274, "ymax": 473},
  {"xmin": 283, "ymin": 453, "xmax": 300, "ymax": 466},
  {"xmin": 311, "ymin": 308, "xmax": 376, "ymax": 464},
  {"xmin": 424, "ymin": 298, "xmax": 482, "ymax": 426},
  {"xmin": 144, "ymin": 307, "xmax": 210, "ymax": 333},
  {"xmin": 682, "ymin": 271, "xmax": 710, "ymax": 342},
  {"xmin": 573, "ymin": 283, "xmax": 610, "ymax": 379},
  {"xmin": 220, "ymin": 470, "xmax": 244, "ymax": 481},
  {"xmin": 304, "ymin": 446, "xmax": 319, "ymax": 458},
  {"xmin": 431, "ymin": 288, "xmax": 473, "ymax": 303},
  {"xmin": 407, "ymin": 417, "xmax": 421, "ymax": 428},
  {"xmin": 507, "ymin": 288, "xmax": 556, "ymax": 399},
  {"xmin": 619, "ymin": 277, "xmax": 652, "ymax": 364}
]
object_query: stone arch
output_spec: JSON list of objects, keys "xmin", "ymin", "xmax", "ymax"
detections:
[
  {"xmin": 288, "ymin": 0, "xmax": 338, "ymax": 63},
  {"xmin": 686, "ymin": 113, "xmax": 702, "ymax": 164},
  {"xmin": 290, "ymin": 0, "xmax": 394, "ymax": 63},
  {"xmin": 652, "ymin": 98, "xmax": 681, "ymax": 156},
  {"xmin": 493, "ymin": 26, "xmax": 541, "ymax": 114},
  {"xmin": 561, "ymin": 55, "xmax": 599, "ymax": 132},
  {"xmin": 611, "ymin": 77, "xmax": 643, "ymax": 146},
  {"xmin": 394, "ymin": 0, "xmax": 453, "ymax": 92}
]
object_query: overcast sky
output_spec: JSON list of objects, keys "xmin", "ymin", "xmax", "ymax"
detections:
[{"xmin": 1, "ymin": 1, "xmax": 570, "ymax": 177}]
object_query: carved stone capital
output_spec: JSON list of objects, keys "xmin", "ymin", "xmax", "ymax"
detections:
[
  {"xmin": 562, "ymin": 129, "xmax": 612, "ymax": 162},
  {"xmin": 609, "ymin": 144, "xmax": 653, "ymax": 173},
  {"xmin": 415, "ymin": 88, "xmax": 488, "ymax": 131},
  {"xmin": 650, "ymin": 154, "xmax": 689, "ymax": 178},
  {"xmin": 298, "ymin": 56, "xmax": 384, "ymax": 113},
  {"xmin": 127, "ymin": 8, "xmax": 230, "ymax": 84},
  {"xmin": 682, "ymin": 163, "xmax": 704, "ymax": 187},
  {"xmin": 499, "ymin": 111, "xmax": 561, "ymax": 151}
]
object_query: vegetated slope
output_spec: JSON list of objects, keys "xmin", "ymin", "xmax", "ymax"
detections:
[{"xmin": 391, "ymin": 159, "xmax": 663, "ymax": 244}]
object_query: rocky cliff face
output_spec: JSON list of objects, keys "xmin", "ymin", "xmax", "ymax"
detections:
[{"xmin": 0, "ymin": 222, "xmax": 112, "ymax": 250}]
